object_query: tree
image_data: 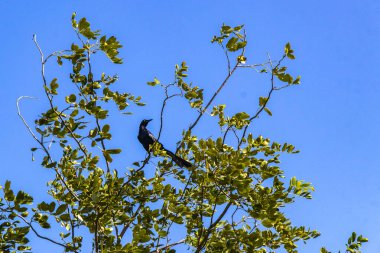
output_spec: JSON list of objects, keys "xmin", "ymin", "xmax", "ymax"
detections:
[{"xmin": 1, "ymin": 13, "xmax": 367, "ymax": 253}]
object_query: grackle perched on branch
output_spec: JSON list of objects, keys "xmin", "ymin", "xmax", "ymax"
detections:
[{"xmin": 138, "ymin": 119, "xmax": 192, "ymax": 168}]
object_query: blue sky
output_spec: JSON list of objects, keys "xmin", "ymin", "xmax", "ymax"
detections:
[{"xmin": 1, "ymin": 0, "xmax": 379, "ymax": 252}]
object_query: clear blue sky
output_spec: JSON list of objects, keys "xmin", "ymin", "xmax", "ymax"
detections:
[{"xmin": 1, "ymin": 1, "xmax": 379, "ymax": 252}]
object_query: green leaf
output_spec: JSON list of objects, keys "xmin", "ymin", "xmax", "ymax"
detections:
[
  {"xmin": 57, "ymin": 56, "xmax": 63, "ymax": 66},
  {"xmin": 15, "ymin": 191, "xmax": 33, "ymax": 205},
  {"xmin": 147, "ymin": 77, "xmax": 160, "ymax": 86},
  {"xmin": 237, "ymin": 55, "xmax": 246, "ymax": 64},
  {"xmin": 60, "ymin": 232, "xmax": 71, "ymax": 239},
  {"xmin": 221, "ymin": 25, "xmax": 232, "ymax": 34},
  {"xmin": 320, "ymin": 247, "xmax": 330, "ymax": 253},
  {"xmin": 285, "ymin": 42, "xmax": 295, "ymax": 59},
  {"xmin": 103, "ymin": 151, "xmax": 113, "ymax": 163},
  {"xmin": 285, "ymin": 42, "xmax": 291, "ymax": 55},
  {"xmin": 45, "ymin": 161, "xmax": 57, "ymax": 168},
  {"xmin": 71, "ymin": 109, "xmax": 79, "ymax": 117},
  {"xmin": 261, "ymin": 219, "xmax": 273, "ymax": 228},
  {"xmin": 48, "ymin": 202, "xmax": 56, "ymax": 212},
  {"xmin": 107, "ymin": 149, "xmax": 122, "ymax": 154},
  {"xmin": 77, "ymin": 17, "xmax": 100, "ymax": 39},
  {"xmin": 96, "ymin": 109, "xmax": 108, "ymax": 119},
  {"xmin": 235, "ymin": 112, "xmax": 249, "ymax": 120},
  {"xmin": 264, "ymin": 107, "xmax": 272, "ymax": 116},
  {"xmin": 293, "ymin": 75, "xmax": 301, "ymax": 85},
  {"xmin": 226, "ymin": 37, "xmax": 238, "ymax": 51},
  {"xmin": 71, "ymin": 12, "xmax": 77, "ymax": 28},
  {"xmin": 158, "ymin": 230, "xmax": 168, "ymax": 237},
  {"xmin": 38, "ymin": 201, "xmax": 50, "ymax": 212},
  {"xmin": 55, "ymin": 204, "xmax": 67, "ymax": 215},
  {"xmin": 233, "ymin": 25, "xmax": 244, "ymax": 31},
  {"xmin": 236, "ymin": 41, "xmax": 247, "ymax": 50},
  {"xmin": 102, "ymin": 124, "xmax": 110, "ymax": 133},
  {"xmin": 259, "ymin": 97, "xmax": 268, "ymax": 106},
  {"xmin": 60, "ymin": 213, "xmax": 70, "ymax": 222},
  {"xmin": 66, "ymin": 94, "xmax": 76, "ymax": 103},
  {"xmin": 4, "ymin": 180, "xmax": 11, "ymax": 191},
  {"xmin": 99, "ymin": 35, "xmax": 123, "ymax": 64},
  {"xmin": 49, "ymin": 78, "xmax": 59, "ymax": 95}
]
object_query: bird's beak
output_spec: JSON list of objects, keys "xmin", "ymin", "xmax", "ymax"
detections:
[{"xmin": 147, "ymin": 119, "xmax": 152, "ymax": 122}]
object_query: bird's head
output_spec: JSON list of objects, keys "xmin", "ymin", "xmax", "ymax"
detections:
[{"xmin": 140, "ymin": 119, "xmax": 152, "ymax": 127}]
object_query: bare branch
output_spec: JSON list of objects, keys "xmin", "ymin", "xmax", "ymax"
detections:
[
  {"xmin": 158, "ymin": 83, "xmax": 180, "ymax": 141},
  {"xmin": 17, "ymin": 96, "xmax": 39, "ymax": 141},
  {"xmin": 43, "ymin": 49, "xmax": 71, "ymax": 64},
  {"xmin": 221, "ymin": 44, "xmax": 231, "ymax": 74}
]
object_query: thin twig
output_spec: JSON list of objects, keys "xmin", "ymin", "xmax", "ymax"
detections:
[
  {"xmin": 67, "ymin": 206, "xmax": 78, "ymax": 252},
  {"xmin": 164, "ymin": 169, "xmax": 195, "ymax": 246},
  {"xmin": 119, "ymin": 204, "xmax": 143, "ymax": 238},
  {"xmin": 94, "ymin": 214, "xmax": 99, "ymax": 253},
  {"xmin": 182, "ymin": 30, "xmax": 248, "ymax": 140},
  {"xmin": 187, "ymin": 63, "xmax": 239, "ymax": 133},
  {"xmin": 113, "ymin": 215, "xmax": 120, "ymax": 245},
  {"xmin": 33, "ymin": 35, "xmax": 89, "ymax": 159},
  {"xmin": 151, "ymin": 239, "xmax": 186, "ymax": 253},
  {"xmin": 84, "ymin": 41, "xmax": 111, "ymax": 173},
  {"xmin": 16, "ymin": 96, "xmax": 39, "ymax": 140},
  {"xmin": 221, "ymin": 44, "xmax": 231, "ymax": 74},
  {"xmin": 238, "ymin": 54, "xmax": 286, "ymax": 148},
  {"xmin": 157, "ymin": 87, "xmax": 180, "ymax": 141},
  {"xmin": 237, "ymin": 61, "xmax": 272, "ymax": 69},
  {"xmin": 16, "ymin": 213, "xmax": 66, "ymax": 248},
  {"xmin": 43, "ymin": 49, "xmax": 71, "ymax": 64},
  {"xmin": 17, "ymin": 96, "xmax": 80, "ymax": 202},
  {"xmin": 95, "ymin": 118, "xmax": 110, "ymax": 173},
  {"xmin": 195, "ymin": 202, "xmax": 232, "ymax": 253}
]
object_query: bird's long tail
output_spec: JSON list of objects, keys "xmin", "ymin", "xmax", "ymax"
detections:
[{"xmin": 164, "ymin": 149, "xmax": 192, "ymax": 168}]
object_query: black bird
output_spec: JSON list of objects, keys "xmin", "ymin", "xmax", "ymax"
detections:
[{"xmin": 138, "ymin": 119, "xmax": 192, "ymax": 168}]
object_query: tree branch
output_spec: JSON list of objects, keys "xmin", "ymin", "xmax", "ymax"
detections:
[
  {"xmin": 188, "ymin": 63, "xmax": 239, "ymax": 133},
  {"xmin": 119, "ymin": 203, "xmax": 143, "ymax": 239},
  {"xmin": 150, "ymin": 239, "xmax": 186, "ymax": 253},
  {"xmin": 16, "ymin": 213, "xmax": 66, "ymax": 248},
  {"xmin": 238, "ymin": 54, "xmax": 286, "ymax": 147},
  {"xmin": 17, "ymin": 96, "xmax": 80, "ymax": 202},
  {"xmin": 32, "ymin": 35, "xmax": 89, "ymax": 159},
  {"xmin": 195, "ymin": 202, "xmax": 232, "ymax": 253}
]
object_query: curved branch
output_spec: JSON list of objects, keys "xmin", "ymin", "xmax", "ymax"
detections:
[
  {"xmin": 17, "ymin": 96, "xmax": 39, "ymax": 141},
  {"xmin": 16, "ymin": 213, "xmax": 66, "ymax": 248},
  {"xmin": 238, "ymin": 54, "xmax": 287, "ymax": 148},
  {"xmin": 17, "ymin": 96, "xmax": 80, "ymax": 202},
  {"xmin": 33, "ymin": 35, "xmax": 89, "ymax": 159},
  {"xmin": 158, "ymin": 92, "xmax": 180, "ymax": 141}
]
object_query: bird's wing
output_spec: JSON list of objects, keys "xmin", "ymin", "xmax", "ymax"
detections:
[{"xmin": 147, "ymin": 130, "xmax": 158, "ymax": 142}]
